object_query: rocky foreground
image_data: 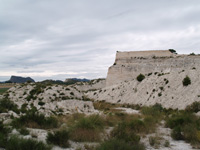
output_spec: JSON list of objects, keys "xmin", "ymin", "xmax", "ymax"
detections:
[{"xmin": 0, "ymin": 78, "xmax": 200, "ymax": 150}]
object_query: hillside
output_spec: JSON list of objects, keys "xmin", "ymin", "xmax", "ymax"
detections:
[
  {"xmin": 8, "ymin": 75, "xmax": 35, "ymax": 83},
  {"xmin": 1, "ymin": 51, "xmax": 200, "ymax": 150},
  {"xmin": 87, "ymin": 50, "xmax": 200, "ymax": 109}
]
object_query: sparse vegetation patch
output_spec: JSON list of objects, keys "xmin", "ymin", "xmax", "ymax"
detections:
[
  {"xmin": 47, "ymin": 129, "xmax": 70, "ymax": 148},
  {"xmin": 182, "ymin": 76, "xmax": 191, "ymax": 86},
  {"xmin": 12, "ymin": 110, "xmax": 58, "ymax": 129},
  {"xmin": 137, "ymin": 74, "xmax": 145, "ymax": 82}
]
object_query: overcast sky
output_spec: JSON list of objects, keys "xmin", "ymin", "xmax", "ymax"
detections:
[{"xmin": 0, "ymin": 0, "xmax": 200, "ymax": 81}]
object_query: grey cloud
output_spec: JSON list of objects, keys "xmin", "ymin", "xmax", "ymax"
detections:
[{"xmin": 0, "ymin": 0, "xmax": 200, "ymax": 81}]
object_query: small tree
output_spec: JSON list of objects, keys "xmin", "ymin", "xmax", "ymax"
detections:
[
  {"xmin": 137, "ymin": 74, "xmax": 145, "ymax": 82},
  {"xmin": 189, "ymin": 52, "xmax": 195, "ymax": 56},
  {"xmin": 169, "ymin": 49, "xmax": 177, "ymax": 54},
  {"xmin": 182, "ymin": 76, "xmax": 191, "ymax": 86}
]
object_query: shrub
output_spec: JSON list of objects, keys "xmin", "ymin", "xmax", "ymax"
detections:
[
  {"xmin": 166, "ymin": 112, "xmax": 195, "ymax": 129},
  {"xmin": 128, "ymin": 119, "xmax": 145, "ymax": 133},
  {"xmin": 171, "ymin": 126, "xmax": 184, "ymax": 140},
  {"xmin": 20, "ymin": 103, "xmax": 28, "ymax": 113},
  {"xmin": 0, "ymin": 98, "xmax": 19, "ymax": 113},
  {"xmin": 70, "ymin": 92, "xmax": 74, "ymax": 95},
  {"xmin": 70, "ymin": 128, "xmax": 101, "ymax": 142},
  {"xmin": 149, "ymin": 136, "xmax": 160, "ymax": 146},
  {"xmin": 137, "ymin": 74, "xmax": 145, "ymax": 82},
  {"xmin": 69, "ymin": 115, "xmax": 104, "ymax": 142},
  {"xmin": 189, "ymin": 52, "xmax": 196, "ymax": 55},
  {"xmin": 143, "ymin": 116, "xmax": 158, "ymax": 133},
  {"xmin": 182, "ymin": 76, "xmax": 191, "ymax": 86},
  {"xmin": 169, "ymin": 49, "xmax": 177, "ymax": 54},
  {"xmin": 111, "ymin": 122, "xmax": 140, "ymax": 143},
  {"xmin": 75, "ymin": 115, "xmax": 104, "ymax": 130},
  {"xmin": 12, "ymin": 110, "xmax": 58, "ymax": 129},
  {"xmin": 141, "ymin": 104, "xmax": 164, "ymax": 133},
  {"xmin": 47, "ymin": 130, "xmax": 69, "ymax": 148},
  {"xmin": 141, "ymin": 104, "xmax": 163, "ymax": 117},
  {"xmin": 0, "ymin": 121, "xmax": 10, "ymax": 148},
  {"xmin": 38, "ymin": 101, "xmax": 45, "ymax": 106},
  {"xmin": 182, "ymin": 124, "xmax": 199, "ymax": 144},
  {"xmin": 164, "ymin": 140, "xmax": 170, "ymax": 147},
  {"xmin": 185, "ymin": 101, "xmax": 200, "ymax": 113},
  {"xmin": 96, "ymin": 139, "xmax": 145, "ymax": 150},
  {"xmin": 159, "ymin": 87, "xmax": 164, "ymax": 91},
  {"xmin": 19, "ymin": 127, "xmax": 29, "ymax": 135},
  {"xmin": 158, "ymin": 92, "xmax": 162, "ymax": 97},
  {"xmin": 166, "ymin": 111, "xmax": 200, "ymax": 145},
  {"xmin": 26, "ymin": 84, "xmax": 46, "ymax": 101},
  {"xmin": 6, "ymin": 135, "xmax": 51, "ymax": 150}
]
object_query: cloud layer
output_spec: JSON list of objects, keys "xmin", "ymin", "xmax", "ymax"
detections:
[{"xmin": 1, "ymin": 0, "xmax": 200, "ymax": 81}]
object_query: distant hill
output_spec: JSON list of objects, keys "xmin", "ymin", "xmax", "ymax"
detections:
[
  {"xmin": 40, "ymin": 79, "xmax": 65, "ymax": 85},
  {"xmin": 7, "ymin": 76, "xmax": 35, "ymax": 83},
  {"xmin": 65, "ymin": 78, "xmax": 90, "ymax": 85},
  {"xmin": 40, "ymin": 78, "xmax": 90, "ymax": 86},
  {"xmin": 65, "ymin": 78, "xmax": 90, "ymax": 82}
]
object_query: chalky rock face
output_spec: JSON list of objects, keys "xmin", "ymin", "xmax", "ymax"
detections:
[
  {"xmin": 85, "ymin": 50, "xmax": 200, "ymax": 109},
  {"xmin": 106, "ymin": 50, "xmax": 199, "ymax": 86}
]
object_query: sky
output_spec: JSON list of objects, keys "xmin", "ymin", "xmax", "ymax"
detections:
[{"xmin": 0, "ymin": 0, "xmax": 200, "ymax": 81}]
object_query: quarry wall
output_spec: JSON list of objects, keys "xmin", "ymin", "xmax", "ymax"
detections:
[
  {"xmin": 106, "ymin": 50, "xmax": 200, "ymax": 86},
  {"xmin": 116, "ymin": 50, "xmax": 174, "ymax": 59}
]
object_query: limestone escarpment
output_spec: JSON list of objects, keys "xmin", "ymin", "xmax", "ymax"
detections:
[
  {"xmin": 5, "ymin": 79, "xmax": 105, "ymax": 116},
  {"xmin": 86, "ymin": 50, "xmax": 200, "ymax": 109},
  {"xmin": 106, "ymin": 50, "xmax": 199, "ymax": 86}
]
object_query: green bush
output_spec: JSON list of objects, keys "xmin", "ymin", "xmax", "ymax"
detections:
[
  {"xmin": 141, "ymin": 104, "xmax": 163, "ymax": 117},
  {"xmin": 96, "ymin": 139, "xmax": 145, "ymax": 150},
  {"xmin": 128, "ymin": 119, "xmax": 145, "ymax": 133},
  {"xmin": 140, "ymin": 104, "xmax": 165, "ymax": 133},
  {"xmin": 111, "ymin": 122, "xmax": 140, "ymax": 143},
  {"xmin": 74, "ymin": 114, "xmax": 104, "ymax": 130},
  {"xmin": 164, "ymin": 140, "xmax": 170, "ymax": 147},
  {"xmin": 38, "ymin": 101, "xmax": 45, "ymax": 106},
  {"xmin": 47, "ymin": 130, "xmax": 69, "ymax": 148},
  {"xmin": 182, "ymin": 124, "xmax": 199, "ymax": 143},
  {"xmin": 137, "ymin": 74, "xmax": 145, "ymax": 82},
  {"xmin": 166, "ymin": 112, "xmax": 195, "ymax": 129},
  {"xmin": 182, "ymin": 76, "xmax": 191, "ymax": 86},
  {"xmin": 185, "ymin": 101, "xmax": 200, "ymax": 113},
  {"xmin": 20, "ymin": 103, "xmax": 28, "ymax": 113},
  {"xmin": 0, "ymin": 98, "xmax": 19, "ymax": 113},
  {"xmin": 169, "ymin": 49, "xmax": 177, "ymax": 54},
  {"xmin": 70, "ymin": 92, "xmax": 74, "ymax": 95},
  {"xmin": 6, "ymin": 135, "xmax": 51, "ymax": 150},
  {"xmin": 19, "ymin": 128, "xmax": 29, "ymax": 135},
  {"xmin": 171, "ymin": 126, "xmax": 184, "ymax": 140},
  {"xmin": 69, "ymin": 115, "xmax": 104, "ymax": 142},
  {"xmin": 149, "ymin": 136, "xmax": 160, "ymax": 146},
  {"xmin": 0, "ymin": 121, "xmax": 10, "ymax": 148},
  {"xmin": 12, "ymin": 110, "xmax": 58, "ymax": 129},
  {"xmin": 26, "ymin": 83, "xmax": 46, "ymax": 101},
  {"xmin": 166, "ymin": 111, "xmax": 200, "ymax": 145},
  {"xmin": 0, "ymin": 133, "xmax": 6, "ymax": 148}
]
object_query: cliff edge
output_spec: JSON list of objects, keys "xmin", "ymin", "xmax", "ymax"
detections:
[
  {"xmin": 106, "ymin": 50, "xmax": 199, "ymax": 86},
  {"xmin": 87, "ymin": 50, "xmax": 200, "ymax": 109}
]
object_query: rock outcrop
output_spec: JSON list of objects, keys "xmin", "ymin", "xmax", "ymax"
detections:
[
  {"xmin": 4, "ymin": 79, "xmax": 105, "ymax": 116},
  {"xmin": 106, "ymin": 50, "xmax": 199, "ymax": 86},
  {"xmin": 87, "ymin": 50, "xmax": 200, "ymax": 109},
  {"xmin": 8, "ymin": 75, "xmax": 35, "ymax": 83}
]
